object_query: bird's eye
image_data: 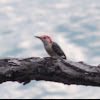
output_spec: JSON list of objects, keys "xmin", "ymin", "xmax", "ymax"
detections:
[{"xmin": 44, "ymin": 37, "xmax": 46, "ymax": 39}]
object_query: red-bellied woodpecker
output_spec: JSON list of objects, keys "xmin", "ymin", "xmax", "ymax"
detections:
[{"xmin": 35, "ymin": 35, "xmax": 66, "ymax": 59}]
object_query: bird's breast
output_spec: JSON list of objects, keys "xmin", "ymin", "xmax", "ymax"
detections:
[{"xmin": 44, "ymin": 45, "xmax": 57, "ymax": 56}]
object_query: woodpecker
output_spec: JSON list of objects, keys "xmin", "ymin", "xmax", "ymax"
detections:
[{"xmin": 35, "ymin": 35, "xmax": 66, "ymax": 59}]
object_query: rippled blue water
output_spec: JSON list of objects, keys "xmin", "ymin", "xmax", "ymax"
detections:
[{"xmin": 0, "ymin": 0, "xmax": 100, "ymax": 99}]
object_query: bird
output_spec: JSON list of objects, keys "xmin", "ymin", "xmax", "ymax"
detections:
[{"xmin": 35, "ymin": 35, "xmax": 66, "ymax": 59}]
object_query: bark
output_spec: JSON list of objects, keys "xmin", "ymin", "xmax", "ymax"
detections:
[{"xmin": 0, "ymin": 57, "xmax": 100, "ymax": 87}]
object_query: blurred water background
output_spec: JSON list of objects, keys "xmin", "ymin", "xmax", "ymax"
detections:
[{"xmin": 0, "ymin": 0, "xmax": 100, "ymax": 99}]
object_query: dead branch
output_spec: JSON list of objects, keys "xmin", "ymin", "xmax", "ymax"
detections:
[{"xmin": 0, "ymin": 57, "xmax": 100, "ymax": 87}]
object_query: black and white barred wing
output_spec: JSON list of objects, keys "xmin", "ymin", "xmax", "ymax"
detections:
[{"xmin": 52, "ymin": 42, "xmax": 66, "ymax": 59}]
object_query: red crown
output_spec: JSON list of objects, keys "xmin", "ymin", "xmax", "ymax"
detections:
[{"xmin": 41, "ymin": 35, "xmax": 52, "ymax": 43}]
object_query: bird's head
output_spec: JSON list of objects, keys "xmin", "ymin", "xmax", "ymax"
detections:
[{"xmin": 35, "ymin": 35, "xmax": 52, "ymax": 44}]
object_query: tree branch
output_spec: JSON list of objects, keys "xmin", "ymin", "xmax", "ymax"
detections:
[{"xmin": 0, "ymin": 57, "xmax": 100, "ymax": 87}]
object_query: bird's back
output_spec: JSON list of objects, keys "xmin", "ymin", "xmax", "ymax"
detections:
[{"xmin": 52, "ymin": 42, "xmax": 66, "ymax": 59}]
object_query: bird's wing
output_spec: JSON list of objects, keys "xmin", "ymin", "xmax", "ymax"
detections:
[{"xmin": 52, "ymin": 42, "xmax": 66, "ymax": 59}]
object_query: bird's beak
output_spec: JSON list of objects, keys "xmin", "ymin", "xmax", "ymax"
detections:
[{"xmin": 34, "ymin": 36, "xmax": 41, "ymax": 39}]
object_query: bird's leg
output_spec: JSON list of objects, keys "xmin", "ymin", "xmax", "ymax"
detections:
[{"xmin": 51, "ymin": 56, "xmax": 58, "ymax": 60}]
